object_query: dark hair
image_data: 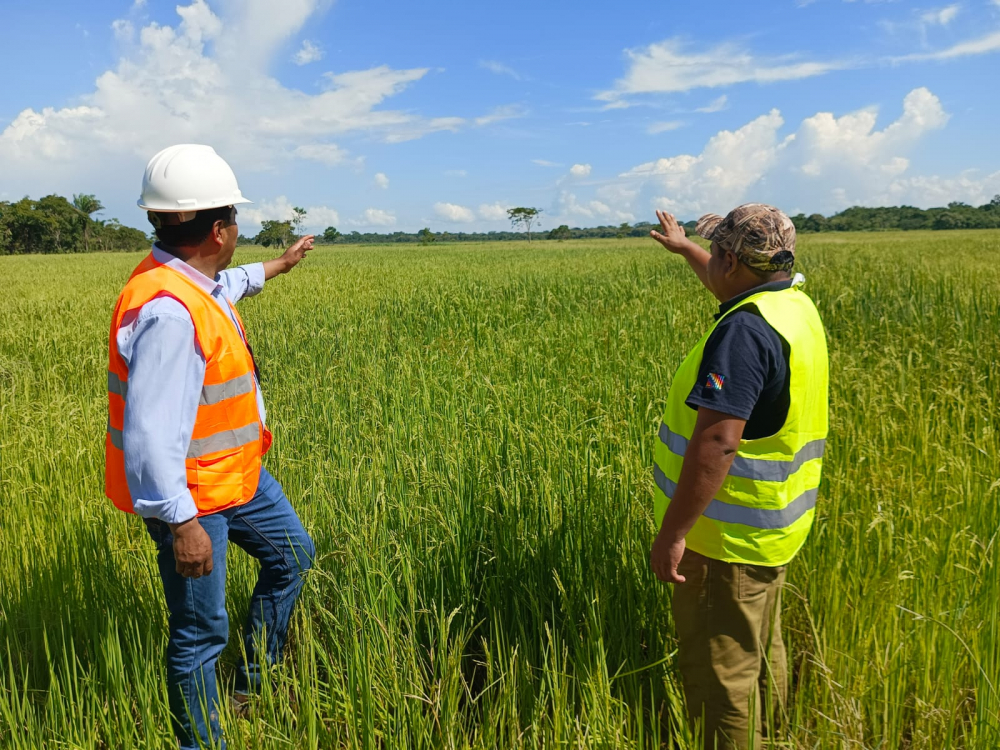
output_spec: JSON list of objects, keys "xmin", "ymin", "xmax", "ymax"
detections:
[{"xmin": 151, "ymin": 206, "xmax": 235, "ymax": 248}]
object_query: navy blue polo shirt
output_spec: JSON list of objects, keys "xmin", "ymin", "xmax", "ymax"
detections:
[{"xmin": 686, "ymin": 279, "xmax": 793, "ymax": 440}]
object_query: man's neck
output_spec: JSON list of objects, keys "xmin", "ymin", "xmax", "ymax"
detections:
[{"xmin": 160, "ymin": 243, "xmax": 220, "ymax": 280}]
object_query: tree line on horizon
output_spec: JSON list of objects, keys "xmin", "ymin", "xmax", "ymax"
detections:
[
  {"xmin": 0, "ymin": 194, "xmax": 150, "ymax": 256},
  {"xmin": 2, "ymin": 193, "xmax": 999, "ymax": 255},
  {"xmin": 246, "ymin": 197, "xmax": 1000, "ymax": 246}
]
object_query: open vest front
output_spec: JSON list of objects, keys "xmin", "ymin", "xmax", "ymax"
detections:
[
  {"xmin": 653, "ymin": 283, "xmax": 830, "ymax": 566},
  {"xmin": 105, "ymin": 253, "xmax": 272, "ymax": 516}
]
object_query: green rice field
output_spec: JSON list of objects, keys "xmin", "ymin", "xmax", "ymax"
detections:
[{"xmin": 1, "ymin": 230, "xmax": 998, "ymax": 748}]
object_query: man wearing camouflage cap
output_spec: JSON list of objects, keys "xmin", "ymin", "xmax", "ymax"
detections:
[{"xmin": 648, "ymin": 204, "xmax": 829, "ymax": 749}]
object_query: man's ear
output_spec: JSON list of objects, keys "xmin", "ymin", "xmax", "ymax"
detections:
[
  {"xmin": 212, "ymin": 220, "xmax": 225, "ymax": 247},
  {"xmin": 724, "ymin": 248, "xmax": 740, "ymax": 278}
]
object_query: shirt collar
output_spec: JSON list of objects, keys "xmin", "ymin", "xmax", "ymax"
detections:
[
  {"xmin": 152, "ymin": 243, "xmax": 222, "ymax": 296},
  {"xmin": 715, "ymin": 272, "xmax": 805, "ymax": 319}
]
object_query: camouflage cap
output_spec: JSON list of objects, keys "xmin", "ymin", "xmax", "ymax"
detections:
[{"xmin": 695, "ymin": 203, "xmax": 796, "ymax": 273}]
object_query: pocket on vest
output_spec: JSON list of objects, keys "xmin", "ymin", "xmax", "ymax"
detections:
[{"xmin": 192, "ymin": 448, "xmax": 244, "ymax": 495}]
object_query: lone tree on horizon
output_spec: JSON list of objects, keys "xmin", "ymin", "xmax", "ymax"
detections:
[
  {"xmin": 507, "ymin": 207, "xmax": 541, "ymax": 243},
  {"xmin": 292, "ymin": 206, "xmax": 307, "ymax": 237}
]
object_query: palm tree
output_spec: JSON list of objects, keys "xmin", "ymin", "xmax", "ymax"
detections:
[{"xmin": 72, "ymin": 194, "xmax": 104, "ymax": 252}]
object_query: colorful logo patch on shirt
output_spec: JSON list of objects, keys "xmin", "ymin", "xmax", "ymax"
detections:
[{"xmin": 706, "ymin": 373, "xmax": 726, "ymax": 391}]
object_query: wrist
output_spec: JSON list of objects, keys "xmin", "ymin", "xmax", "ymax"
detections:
[
  {"xmin": 656, "ymin": 521, "xmax": 685, "ymax": 544},
  {"xmin": 678, "ymin": 238, "xmax": 701, "ymax": 256},
  {"xmin": 169, "ymin": 517, "xmax": 200, "ymax": 535}
]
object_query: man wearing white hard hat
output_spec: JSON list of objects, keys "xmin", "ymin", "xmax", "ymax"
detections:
[{"xmin": 105, "ymin": 144, "xmax": 316, "ymax": 749}]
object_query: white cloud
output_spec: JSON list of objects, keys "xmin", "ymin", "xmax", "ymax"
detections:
[
  {"xmin": 893, "ymin": 29, "xmax": 1000, "ymax": 61},
  {"xmin": 111, "ymin": 19, "xmax": 135, "ymax": 42},
  {"xmin": 0, "ymin": 0, "xmax": 472, "ymax": 210},
  {"xmin": 532, "ymin": 159, "xmax": 562, "ymax": 167},
  {"xmin": 597, "ymin": 37, "xmax": 850, "ymax": 103},
  {"xmin": 648, "ymin": 120, "xmax": 685, "ymax": 134},
  {"xmin": 293, "ymin": 143, "xmax": 350, "ymax": 166},
  {"xmin": 479, "ymin": 60, "xmax": 521, "ymax": 80},
  {"xmin": 695, "ymin": 95, "xmax": 729, "ymax": 113},
  {"xmin": 474, "ymin": 104, "xmax": 528, "ymax": 126},
  {"xmin": 374, "ymin": 172, "xmax": 389, "ymax": 189},
  {"xmin": 556, "ymin": 192, "xmax": 634, "ymax": 222},
  {"xmin": 240, "ymin": 195, "xmax": 340, "ymax": 231},
  {"xmin": 605, "ymin": 87, "xmax": 956, "ymax": 219},
  {"xmin": 433, "ymin": 202, "xmax": 476, "ymax": 223},
  {"xmin": 920, "ymin": 4, "xmax": 960, "ymax": 26},
  {"xmin": 877, "ymin": 169, "xmax": 1000, "ymax": 207},
  {"xmin": 478, "ymin": 202, "xmax": 509, "ymax": 221},
  {"xmin": 351, "ymin": 208, "xmax": 396, "ymax": 227},
  {"xmin": 293, "ymin": 39, "xmax": 324, "ymax": 65},
  {"xmin": 570, "ymin": 163, "xmax": 592, "ymax": 177},
  {"xmin": 445, "ymin": 169, "xmax": 467, "ymax": 177}
]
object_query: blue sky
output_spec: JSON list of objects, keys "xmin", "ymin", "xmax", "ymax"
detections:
[{"xmin": 0, "ymin": 0, "xmax": 998, "ymax": 234}]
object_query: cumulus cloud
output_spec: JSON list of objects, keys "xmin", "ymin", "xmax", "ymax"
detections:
[
  {"xmin": 374, "ymin": 172, "xmax": 389, "ymax": 189},
  {"xmin": 351, "ymin": 208, "xmax": 396, "ymax": 227},
  {"xmin": 478, "ymin": 202, "xmax": 509, "ymax": 221},
  {"xmin": 293, "ymin": 39, "xmax": 324, "ymax": 65},
  {"xmin": 557, "ymin": 192, "xmax": 635, "ymax": 222},
  {"xmin": 111, "ymin": 19, "xmax": 135, "ymax": 42},
  {"xmin": 0, "ymin": 0, "xmax": 476, "ymax": 217},
  {"xmin": 549, "ymin": 87, "xmax": 971, "ymax": 225},
  {"xmin": 434, "ymin": 202, "xmax": 476, "ymax": 222},
  {"xmin": 240, "ymin": 195, "xmax": 340, "ymax": 231},
  {"xmin": 479, "ymin": 60, "xmax": 521, "ymax": 80},
  {"xmin": 648, "ymin": 121, "xmax": 685, "ymax": 134},
  {"xmin": 597, "ymin": 37, "xmax": 850, "ymax": 104},
  {"xmin": 569, "ymin": 163, "xmax": 592, "ymax": 177},
  {"xmin": 292, "ymin": 143, "xmax": 351, "ymax": 166}
]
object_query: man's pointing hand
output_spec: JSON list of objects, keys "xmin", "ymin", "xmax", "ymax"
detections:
[{"xmin": 264, "ymin": 235, "xmax": 315, "ymax": 279}]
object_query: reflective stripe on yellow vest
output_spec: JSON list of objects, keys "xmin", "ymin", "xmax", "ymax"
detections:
[
  {"xmin": 653, "ymin": 282, "xmax": 830, "ymax": 566},
  {"xmin": 105, "ymin": 252, "xmax": 272, "ymax": 516}
]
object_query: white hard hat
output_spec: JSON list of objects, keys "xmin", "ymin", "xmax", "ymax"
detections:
[{"xmin": 138, "ymin": 144, "xmax": 252, "ymax": 217}]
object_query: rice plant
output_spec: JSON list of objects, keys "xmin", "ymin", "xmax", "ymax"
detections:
[{"xmin": 0, "ymin": 231, "xmax": 997, "ymax": 748}]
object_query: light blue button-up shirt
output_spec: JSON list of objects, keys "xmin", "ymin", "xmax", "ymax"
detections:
[{"xmin": 116, "ymin": 244, "xmax": 267, "ymax": 524}]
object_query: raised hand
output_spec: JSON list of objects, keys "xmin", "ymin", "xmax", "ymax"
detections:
[{"xmin": 650, "ymin": 210, "xmax": 693, "ymax": 254}]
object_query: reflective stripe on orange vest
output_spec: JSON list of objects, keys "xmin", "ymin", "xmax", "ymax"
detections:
[{"xmin": 105, "ymin": 252, "xmax": 272, "ymax": 516}]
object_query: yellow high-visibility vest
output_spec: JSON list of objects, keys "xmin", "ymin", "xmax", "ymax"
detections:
[{"xmin": 653, "ymin": 282, "xmax": 830, "ymax": 566}]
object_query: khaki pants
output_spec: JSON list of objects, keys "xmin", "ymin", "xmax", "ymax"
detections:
[{"xmin": 672, "ymin": 549, "xmax": 788, "ymax": 750}]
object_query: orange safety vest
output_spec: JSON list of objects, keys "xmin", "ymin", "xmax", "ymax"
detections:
[{"xmin": 105, "ymin": 252, "xmax": 272, "ymax": 516}]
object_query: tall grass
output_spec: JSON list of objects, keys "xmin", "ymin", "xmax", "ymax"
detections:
[{"xmin": 0, "ymin": 231, "xmax": 997, "ymax": 748}]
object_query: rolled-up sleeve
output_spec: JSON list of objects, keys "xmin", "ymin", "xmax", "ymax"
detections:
[
  {"xmin": 218, "ymin": 263, "xmax": 265, "ymax": 303},
  {"xmin": 120, "ymin": 306, "xmax": 204, "ymax": 524}
]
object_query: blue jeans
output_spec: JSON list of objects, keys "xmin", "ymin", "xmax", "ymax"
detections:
[{"xmin": 144, "ymin": 467, "xmax": 314, "ymax": 750}]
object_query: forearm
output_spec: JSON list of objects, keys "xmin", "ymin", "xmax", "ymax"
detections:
[
  {"xmin": 657, "ymin": 422, "xmax": 739, "ymax": 541},
  {"xmin": 678, "ymin": 240, "xmax": 711, "ymax": 290},
  {"xmin": 263, "ymin": 256, "xmax": 292, "ymax": 280}
]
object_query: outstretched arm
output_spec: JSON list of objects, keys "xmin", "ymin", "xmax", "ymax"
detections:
[
  {"xmin": 264, "ymin": 234, "xmax": 315, "ymax": 280},
  {"xmin": 649, "ymin": 210, "xmax": 712, "ymax": 291}
]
